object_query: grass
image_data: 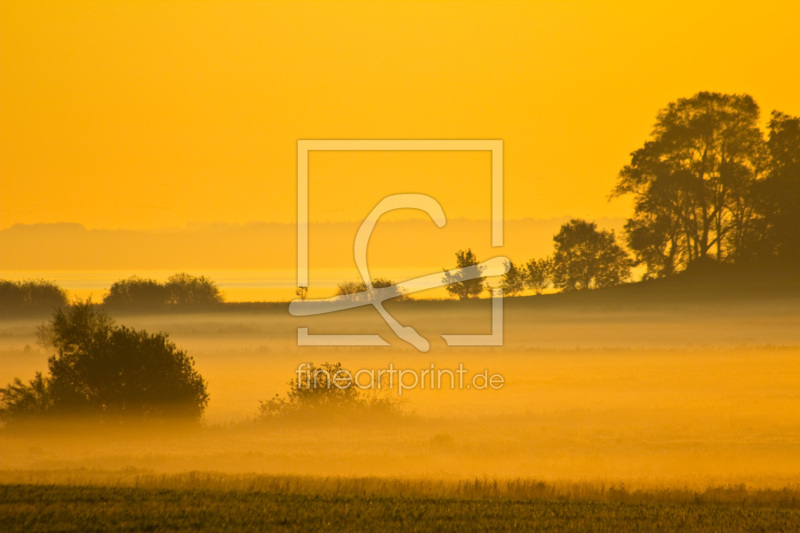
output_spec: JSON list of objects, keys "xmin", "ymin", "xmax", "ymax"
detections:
[{"xmin": 1, "ymin": 473, "xmax": 800, "ymax": 532}]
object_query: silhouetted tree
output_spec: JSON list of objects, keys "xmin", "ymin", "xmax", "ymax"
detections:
[
  {"xmin": 165, "ymin": 273, "xmax": 223, "ymax": 306},
  {"xmin": 0, "ymin": 373, "xmax": 51, "ymax": 420},
  {"xmin": 552, "ymin": 219, "xmax": 632, "ymax": 291},
  {"xmin": 755, "ymin": 111, "xmax": 800, "ymax": 261},
  {"xmin": 20, "ymin": 280, "xmax": 69, "ymax": 309},
  {"xmin": 0, "ymin": 301, "xmax": 209, "ymax": 424},
  {"xmin": 0, "ymin": 281, "xmax": 19, "ymax": 307},
  {"xmin": 102, "ymin": 273, "xmax": 223, "ymax": 309},
  {"xmin": 613, "ymin": 92, "xmax": 767, "ymax": 277},
  {"xmin": 103, "ymin": 276, "xmax": 169, "ymax": 309},
  {"xmin": 500, "ymin": 261, "xmax": 525, "ymax": 296},
  {"xmin": 523, "ymin": 258, "xmax": 553, "ymax": 295},
  {"xmin": 442, "ymin": 249, "xmax": 485, "ymax": 299},
  {"xmin": 335, "ymin": 280, "xmax": 368, "ymax": 296},
  {"xmin": 0, "ymin": 279, "xmax": 67, "ymax": 313},
  {"xmin": 334, "ymin": 278, "xmax": 406, "ymax": 301}
]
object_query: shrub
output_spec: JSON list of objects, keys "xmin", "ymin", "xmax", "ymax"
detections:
[
  {"xmin": 259, "ymin": 362, "xmax": 401, "ymax": 421},
  {"xmin": 0, "ymin": 279, "xmax": 68, "ymax": 313},
  {"xmin": 0, "ymin": 301, "xmax": 209, "ymax": 425},
  {"xmin": 334, "ymin": 278, "xmax": 407, "ymax": 301},
  {"xmin": 165, "ymin": 273, "xmax": 223, "ymax": 306},
  {"xmin": 104, "ymin": 276, "xmax": 169, "ymax": 309},
  {"xmin": 102, "ymin": 273, "xmax": 223, "ymax": 309}
]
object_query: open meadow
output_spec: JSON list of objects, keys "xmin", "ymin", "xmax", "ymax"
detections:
[{"xmin": 2, "ymin": 282, "xmax": 800, "ymax": 530}]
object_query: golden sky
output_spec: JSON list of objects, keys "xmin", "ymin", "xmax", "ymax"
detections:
[{"xmin": 2, "ymin": 0, "xmax": 799, "ymax": 230}]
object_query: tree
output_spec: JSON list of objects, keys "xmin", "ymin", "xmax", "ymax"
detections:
[
  {"xmin": 754, "ymin": 111, "xmax": 800, "ymax": 261},
  {"xmin": 103, "ymin": 276, "xmax": 169, "ymax": 309},
  {"xmin": 500, "ymin": 261, "xmax": 525, "ymax": 296},
  {"xmin": 442, "ymin": 249, "xmax": 485, "ymax": 299},
  {"xmin": 0, "ymin": 301, "xmax": 209, "ymax": 424},
  {"xmin": 612, "ymin": 92, "xmax": 768, "ymax": 277},
  {"xmin": 165, "ymin": 273, "xmax": 223, "ymax": 306},
  {"xmin": 0, "ymin": 281, "xmax": 18, "ymax": 308},
  {"xmin": 102, "ymin": 273, "xmax": 223, "ymax": 309},
  {"xmin": 523, "ymin": 258, "xmax": 553, "ymax": 295},
  {"xmin": 19, "ymin": 280, "xmax": 69, "ymax": 310},
  {"xmin": 552, "ymin": 219, "xmax": 632, "ymax": 291},
  {"xmin": 0, "ymin": 279, "xmax": 68, "ymax": 314},
  {"xmin": 0, "ymin": 373, "xmax": 52, "ymax": 420}
]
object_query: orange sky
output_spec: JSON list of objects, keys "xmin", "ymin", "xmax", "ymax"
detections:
[{"xmin": 1, "ymin": 0, "xmax": 799, "ymax": 230}]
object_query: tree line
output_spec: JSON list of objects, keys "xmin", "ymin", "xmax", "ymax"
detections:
[
  {"xmin": 4, "ymin": 92, "xmax": 797, "ymax": 310},
  {"xmin": 103, "ymin": 273, "xmax": 223, "ymax": 309},
  {"xmin": 0, "ymin": 273, "xmax": 224, "ymax": 313},
  {"xmin": 0, "ymin": 280, "xmax": 68, "ymax": 313},
  {"xmin": 443, "ymin": 218, "xmax": 632, "ymax": 299},
  {"xmin": 444, "ymin": 91, "xmax": 800, "ymax": 298}
]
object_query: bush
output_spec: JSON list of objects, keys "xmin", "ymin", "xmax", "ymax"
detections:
[
  {"xmin": 0, "ymin": 301, "xmax": 209, "ymax": 425},
  {"xmin": 334, "ymin": 278, "xmax": 407, "ymax": 301},
  {"xmin": 259, "ymin": 362, "xmax": 401, "ymax": 421},
  {"xmin": 165, "ymin": 273, "xmax": 223, "ymax": 306},
  {"xmin": 104, "ymin": 276, "xmax": 169, "ymax": 309},
  {"xmin": 0, "ymin": 279, "xmax": 68, "ymax": 314},
  {"xmin": 102, "ymin": 273, "xmax": 223, "ymax": 309}
]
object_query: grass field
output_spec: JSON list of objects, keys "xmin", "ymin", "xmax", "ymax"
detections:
[
  {"xmin": 2, "ymin": 473, "xmax": 800, "ymax": 532},
  {"xmin": 2, "ymin": 274, "xmax": 800, "ymax": 530}
]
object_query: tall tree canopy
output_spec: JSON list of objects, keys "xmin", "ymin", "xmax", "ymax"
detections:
[
  {"xmin": 613, "ymin": 92, "xmax": 768, "ymax": 277},
  {"xmin": 758, "ymin": 111, "xmax": 800, "ymax": 261}
]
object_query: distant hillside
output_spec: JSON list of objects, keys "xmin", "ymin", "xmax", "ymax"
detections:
[{"xmin": 0, "ymin": 218, "xmax": 625, "ymax": 271}]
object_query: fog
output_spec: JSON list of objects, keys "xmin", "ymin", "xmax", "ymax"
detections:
[{"xmin": 2, "ymin": 294, "xmax": 799, "ymax": 488}]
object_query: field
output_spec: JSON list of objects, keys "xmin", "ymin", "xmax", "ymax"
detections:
[
  {"xmin": 2, "ymin": 473, "xmax": 800, "ymax": 532},
  {"xmin": 1, "ymin": 278, "xmax": 800, "ymax": 529}
]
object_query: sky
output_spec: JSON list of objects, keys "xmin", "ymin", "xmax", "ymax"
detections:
[{"xmin": 2, "ymin": 0, "xmax": 799, "ymax": 231}]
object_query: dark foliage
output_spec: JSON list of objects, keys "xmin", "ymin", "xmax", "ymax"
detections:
[
  {"xmin": 614, "ymin": 92, "xmax": 800, "ymax": 277},
  {"xmin": 0, "ymin": 279, "xmax": 68, "ymax": 314},
  {"xmin": 103, "ymin": 273, "xmax": 223, "ymax": 309},
  {"xmin": 523, "ymin": 258, "xmax": 554, "ymax": 295},
  {"xmin": 0, "ymin": 301, "xmax": 208, "ymax": 424},
  {"xmin": 500, "ymin": 261, "xmax": 525, "ymax": 296},
  {"xmin": 552, "ymin": 219, "xmax": 632, "ymax": 291},
  {"xmin": 259, "ymin": 362, "xmax": 400, "ymax": 421},
  {"xmin": 442, "ymin": 249, "xmax": 485, "ymax": 299},
  {"xmin": 334, "ymin": 278, "xmax": 407, "ymax": 301},
  {"xmin": 103, "ymin": 276, "xmax": 169, "ymax": 309}
]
